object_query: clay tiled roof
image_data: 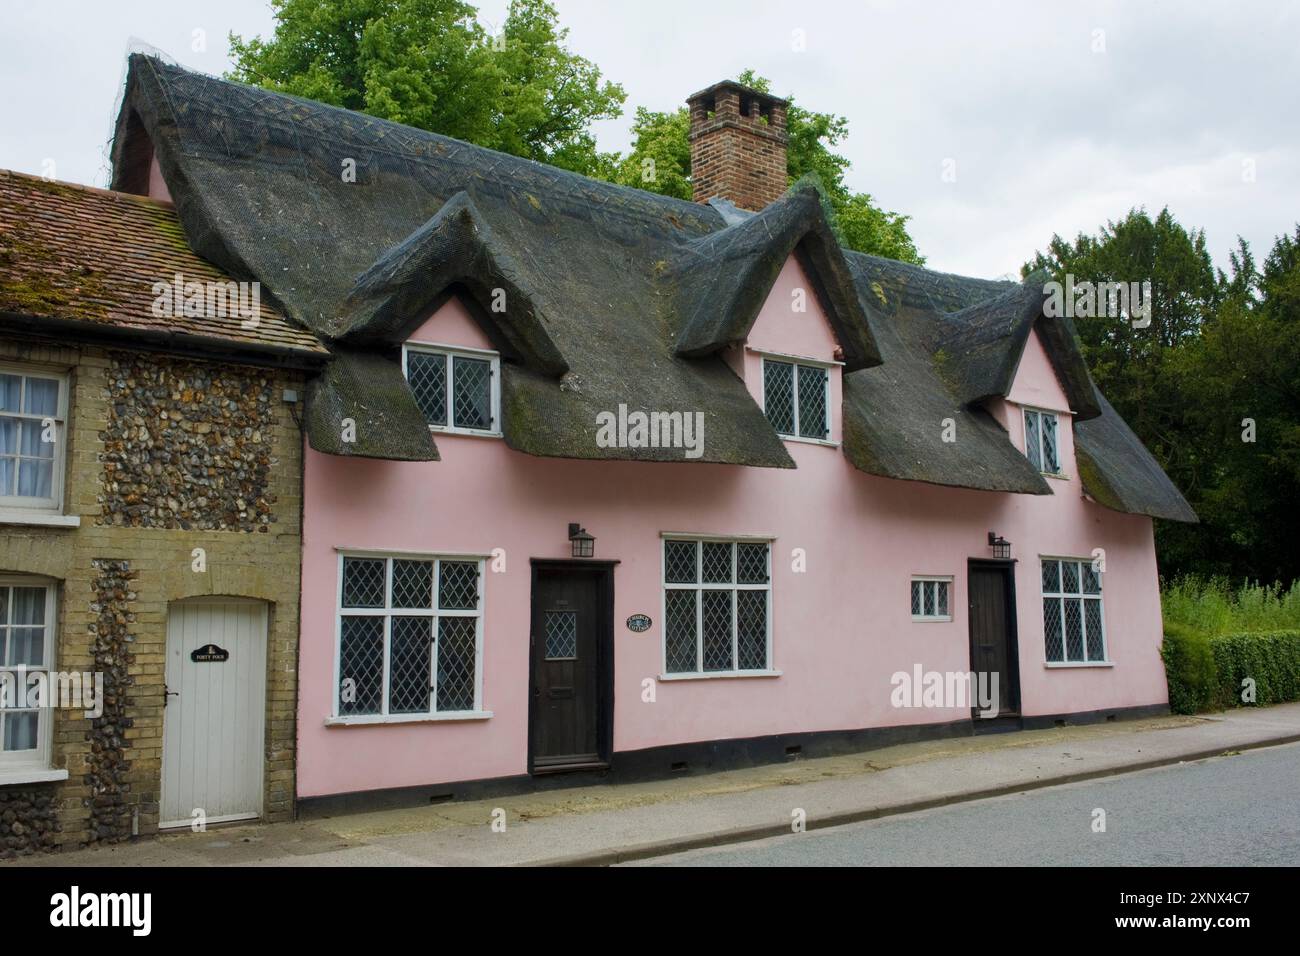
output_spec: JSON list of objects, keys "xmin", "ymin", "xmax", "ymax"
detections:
[{"xmin": 0, "ymin": 170, "xmax": 325, "ymax": 357}]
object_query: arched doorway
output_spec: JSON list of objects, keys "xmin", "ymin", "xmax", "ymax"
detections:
[{"xmin": 160, "ymin": 598, "xmax": 268, "ymax": 829}]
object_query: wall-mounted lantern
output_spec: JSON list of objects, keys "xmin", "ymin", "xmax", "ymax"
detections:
[
  {"xmin": 987, "ymin": 532, "xmax": 1011, "ymax": 560},
  {"xmin": 568, "ymin": 523, "xmax": 595, "ymax": 559}
]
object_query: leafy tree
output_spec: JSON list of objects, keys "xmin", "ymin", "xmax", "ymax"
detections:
[
  {"xmin": 1027, "ymin": 214, "xmax": 1300, "ymax": 583},
  {"xmin": 1022, "ymin": 208, "xmax": 1219, "ymax": 455},
  {"xmin": 229, "ymin": 0, "xmax": 625, "ymax": 175},
  {"xmin": 607, "ymin": 107, "xmax": 693, "ymax": 201},
  {"xmin": 1174, "ymin": 228, "xmax": 1300, "ymax": 582},
  {"xmin": 232, "ymin": 7, "xmax": 920, "ymax": 260}
]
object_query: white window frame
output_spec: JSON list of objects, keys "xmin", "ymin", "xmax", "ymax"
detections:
[
  {"xmin": 0, "ymin": 576, "xmax": 58, "ymax": 773},
  {"xmin": 401, "ymin": 343, "xmax": 502, "ymax": 438},
  {"xmin": 758, "ymin": 353, "xmax": 835, "ymax": 445},
  {"xmin": 1040, "ymin": 556, "xmax": 1109, "ymax": 666},
  {"xmin": 660, "ymin": 535, "xmax": 778, "ymax": 679},
  {"xmin": 1022, "ymin": 407, "xmax": 1062, "ymax": 475},
  {"xmin": 329, "ymin": 552, "xmax": 490, "ymax": 725},
  {"xmin": 0, "ymin": 364, "xmax": 68, "ymax": 513},
  {"xmin": 910, "ymin": 576, "xmax": 953, "ymax": 622}
]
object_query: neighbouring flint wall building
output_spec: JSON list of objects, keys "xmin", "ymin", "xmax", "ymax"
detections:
[{"xmin": 0, "ymin": 171, "xmax": 325, "ymax": 855}]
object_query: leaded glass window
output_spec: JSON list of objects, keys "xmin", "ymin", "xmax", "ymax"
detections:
[
  {"xmin": 1041, "ymin": 558, "xmax": 1106, "ymax": 663},
  {"xmin": 662, "ymin": 538, "xmax": 772, "ymax": 674},
  {"xmin": 404, "ymin": 345, "xmax": 498, "ymax": 434},
  {"xmin": 337, "ymin": 555, "xmax": 484, "ymax": 717},
  {"xmin": 1023, "ymin": 408, "xmax": 1061, "ymax": 474},
  {"xmin": 910, "ymin": 578, "xmax": 952, "ymax": 621},
  {"xmin": 762, "ymin": 358, "xmax": 830, "ymax": 440}
]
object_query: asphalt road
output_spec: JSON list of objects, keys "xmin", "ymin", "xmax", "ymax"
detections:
[{"xmin": 631, "ymin": 742, "xmax": 1300, "ymax": 866}]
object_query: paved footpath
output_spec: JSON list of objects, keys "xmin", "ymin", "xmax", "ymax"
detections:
[{"xmin": 8, "ymin": 703, "xmax": 1300, "ymax": 867}]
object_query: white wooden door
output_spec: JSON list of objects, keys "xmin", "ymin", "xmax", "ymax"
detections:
[{"xmin": 161, "ymin": 599, "xmax": 267, "ymax": 829}]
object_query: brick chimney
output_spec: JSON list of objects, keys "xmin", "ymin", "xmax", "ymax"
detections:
[{"xmin": 687, "ymin": 81, "xmax": 790, "ymax": 211}]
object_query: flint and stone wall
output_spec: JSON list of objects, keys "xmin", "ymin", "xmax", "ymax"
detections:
[{"xmin": 0, "ymin": 337, "xmax": 304, "ymax": 857}]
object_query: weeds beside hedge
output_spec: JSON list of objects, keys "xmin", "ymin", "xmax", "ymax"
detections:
[{"xmin": 1161, "ymin": 578, "xmax": 1300, "ymax": 714}]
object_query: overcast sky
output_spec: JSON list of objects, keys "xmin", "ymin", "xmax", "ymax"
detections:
[{"xmin": 1, "ymin": 0, "xmax": 1295, "ymax": 278}]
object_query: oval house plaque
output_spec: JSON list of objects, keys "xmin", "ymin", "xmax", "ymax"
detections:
[{"xmin": 626, "ymin": 614, "xmax": 652, "ymax": 633}]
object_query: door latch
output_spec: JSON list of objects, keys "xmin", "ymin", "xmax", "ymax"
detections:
[{"xmin": 163, "ymin": 684, "xmax": 179, "ymax": 707}]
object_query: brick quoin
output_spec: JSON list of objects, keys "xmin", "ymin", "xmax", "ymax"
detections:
[{"xmin": 687, "ymin": 80, "xmax": 790, "ymax": 211}]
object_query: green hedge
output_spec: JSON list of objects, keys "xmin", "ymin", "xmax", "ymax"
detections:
[{"xmin": 1162, "ymin": 628, "xmax": 1300, "ymax": 713}]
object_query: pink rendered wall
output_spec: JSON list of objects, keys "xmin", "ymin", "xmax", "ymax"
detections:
[
  {"xmin": 296, "ymin": 259, "xmax": 1168, "ymax": 798},
  {"xmin": 147, "ymin": 152, "xmax": 173, "ymax": 204}
]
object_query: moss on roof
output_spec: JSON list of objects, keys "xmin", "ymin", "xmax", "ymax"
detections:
[
  {"xmin": 306, "ymin": 350, "xmax": 439, "ymax": 461},
  {"xmin": 1074, "ymin": 389, "xmax": 1198, "ymax": 522},
  {"xmin": 107, "ymin": 55, "xmax": 1195, "ymax": 520},
  {"xmin": 0, "ymin": 169, "xmax": 326, "ymax": 355},
  {"xmin": 0, "ymin": 227, "xmax": 112, "ymax": 320}
]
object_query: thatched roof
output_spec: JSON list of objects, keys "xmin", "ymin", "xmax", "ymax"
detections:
[
  {"xmin": 305, "ymin": 350, "xmax": 439, "ymax": 461},
  {"xmin": 841, "ymin": 257, "xmax": 1051, "ymax": 495},
  {"xmin": 930, "ymin": 283, "xmax": 1100, "ymax": 418},
  {"xmin": 108, "ymin": 55, "xmax": 1194, "ymax": 520},
  {"xmin": 1075, "ymin": 389, "xmax": 1198, "ymax": 522},
  {"xmin": 670, "ymin": 188, "xmax": 879, "ymax": 370}
]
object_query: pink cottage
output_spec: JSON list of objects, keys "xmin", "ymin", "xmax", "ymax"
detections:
[{"xmin": 113, "ymin": 60, "xmax": 1195, "ymax": 812}]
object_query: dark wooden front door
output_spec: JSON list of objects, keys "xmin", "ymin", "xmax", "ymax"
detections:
[
  {"xmin": 529, "ymin": 564, "xmax": 612, "ymax": 772},
  {"xmin": 967, "ymin": 561, "xmax": 1019, "ymax": 717}
]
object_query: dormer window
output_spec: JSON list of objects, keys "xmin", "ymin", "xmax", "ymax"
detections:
[
  {"xmin": 1023, "ymin": 408, "xmax": 1060, "ymax": 474},
  {"xmin": 762, "ymin": 357, "xmax": 829, "ymax": 441},
  {"xmin": 402, "ymin": 344, "xmax": 500, "ymax": 437}
]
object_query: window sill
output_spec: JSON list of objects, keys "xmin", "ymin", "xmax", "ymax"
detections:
[
  {"xmin": 911, "ymin": 616, "xmax": 954, "ymax": 623},
  {"xmin": 0, "ymin": 767, "xmax": 69, "ymax": 786},
  {"xmin": 1044, "ymin": 661, "xmax": 1113, "ymax": 669},
  {"xmin": 747, "ymin": 347, "xmax": 844, "ymax": 368},
  {"xmin": 778, "ymin": 435, "xmax": 839, "ymax": 448},
  {"xmin": 0, "ymin": 511, "xmax": 80, "ymax": 528},
  {"xmin": 325, "ymin": 711, "xmax": 493, "ymax": 727},
  {"xmin": 428, "ymin": 426, "xmax": 503, "ymax": 440},
  {"xmin": 658, "ymin": 670, "xmax": 782, "ymax": 682},
  {"xmin": 1043, "ymin": 472, "xmax": 1072, "ymax": 481}
]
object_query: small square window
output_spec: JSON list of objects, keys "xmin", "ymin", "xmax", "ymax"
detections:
[
  {"xmin": 762, "ymin": 358, "xmax": 830, "ymax": 441},
  {"xmin": 404, "ymin": 345, "xmax": 499, "ymax": 435},
  {"xmin": 911, "ymin": 578, "xmax": 952, "ymax": 622}
]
